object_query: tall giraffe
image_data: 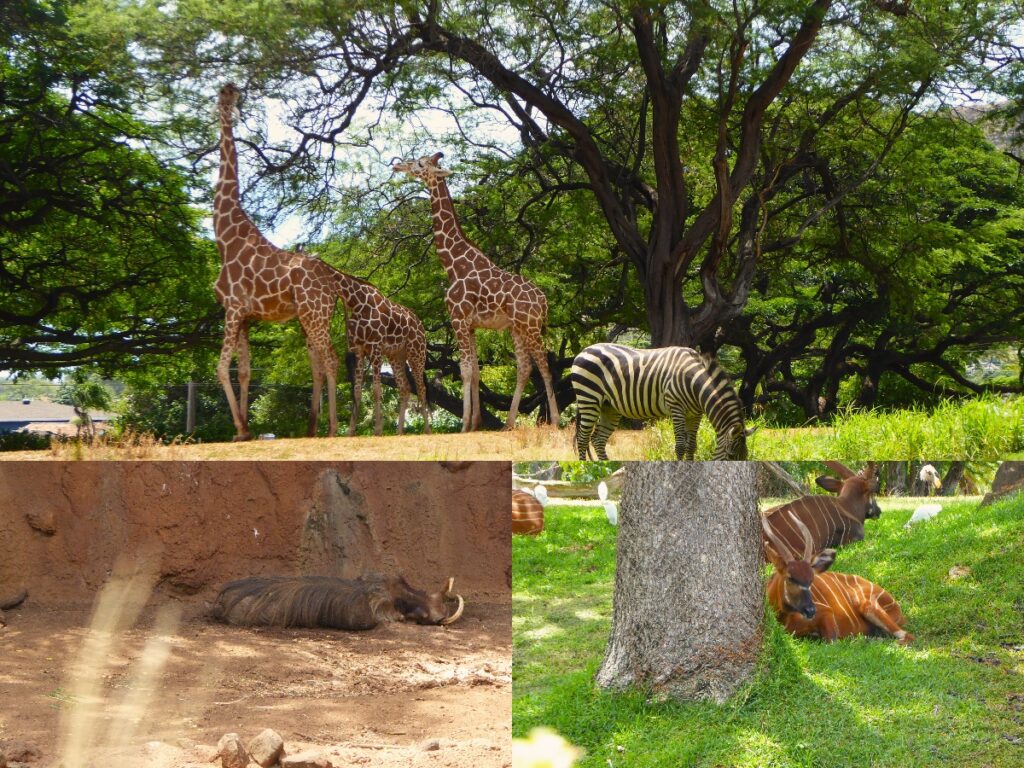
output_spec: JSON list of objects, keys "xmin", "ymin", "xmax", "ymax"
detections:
[
  {"xmin": 393, "ymin": 152, "xmax": 560, "ymax": 431},
  {"xmin": 213, "ymin": 83, "xmax": 430, "ymax": 439}
]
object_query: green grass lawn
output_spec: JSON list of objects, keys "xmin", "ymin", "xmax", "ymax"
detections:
[
  {"xmin": 513, "ymin": 495, "xmax": 1024, "ymax": 767},
  {"xmin": 647, "ymin": 395, "xmax": 1024, "ymax": 460}
]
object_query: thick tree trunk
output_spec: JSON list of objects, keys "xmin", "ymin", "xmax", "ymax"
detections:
[
  {"xmin": 881, "ymin": 462, "xmax": 908, "ymax": 496},
  {"xmin": 645, "ymin": 253, "xmax": 690, "ymax": 347},
  {"xmin": 941, "ymin": 462, "xmax": 965, "ymax": 496},
  {"xmin": 595, "ymin": 462, "xmax": 762, "ymax": 703}
]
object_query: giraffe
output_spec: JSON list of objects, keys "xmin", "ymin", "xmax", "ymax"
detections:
[
  {"xmin": 212, "ymin": 83, "xmax": 430, "ymax": 439},
  {"xmin": 336, "ymin": 273, "xmax": 432, "ymax": 437},
  {"xmin": 392, "ymin": 152, "xmax": 560, "ymax": 431}
]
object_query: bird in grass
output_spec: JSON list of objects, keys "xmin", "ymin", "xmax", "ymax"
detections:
[
  {"xmin": 905, "ymin": 503, "xmax": 942, "ymax": 529},
  {"xmin": 599, "ymin": 481, "xmax": 617, "ymax": 525}
]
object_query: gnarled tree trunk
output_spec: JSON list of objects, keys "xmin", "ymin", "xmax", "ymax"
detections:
[{"xmin": 595, "ymin": 462, "xmax": 762, "ymax": 703}]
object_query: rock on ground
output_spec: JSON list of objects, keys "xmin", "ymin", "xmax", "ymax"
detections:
[
  {"xmin": 247, "ymin": 729, "xmax": 285, "ymax": 768},
  {"xmin": 280, "ymin": 750, "xmax": 333, "ymax": 768},
  {"xmin": 212, "ymin": 733, "xmax": 250, "ymax": 768}
]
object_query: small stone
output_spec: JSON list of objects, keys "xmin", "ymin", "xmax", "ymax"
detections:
[
  {"xmin": 25, "ymin": 510, "xmax": 56, "ymax": 535},
  {"xmin": 210, "ymin": 733, "xmax": 250, "ymax": 768},
  {"xmin": 420, "ymin": 739, "xmax": 440, "ymax": 751},
  {"xmin": 247, "ymin": 729, "xmax": 285, "ymax": 768},
  {"xmin": 280, "ymin": 750, "xmax": 333, "ymax": 768},
  {"xmin": 948, "ymin": 565, "xmax": 971, "ymax": 580}
]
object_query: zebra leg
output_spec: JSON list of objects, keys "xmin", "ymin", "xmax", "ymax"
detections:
[
  {"xmin": 591, "ymin": 408, "xmax": 621, "ymax": 461},
  {"xmin": 575, "ymin": 399, "xmax": 600, "ymax": 460},
  {"xmin": 670, "ymin": 409, "xmax": 702, "ymax": 460}
]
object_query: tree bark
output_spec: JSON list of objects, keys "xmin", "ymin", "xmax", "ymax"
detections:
[
  {"xmin": 881, "ymin": 462, "xmax": 907, "ymax": 496},
  {"xmin": 941, "ymin": 462, "xmax": 965, "ymax": 496},
  {"xmin": 595, "ymin": 462, "xmax": 762, "ymax": 703}
]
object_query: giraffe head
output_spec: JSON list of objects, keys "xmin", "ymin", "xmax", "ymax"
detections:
[
  {"xmin": 392, "ymin": 152, "xmax": 452, "ymax": 181},
  {"xmin": 217, "ymin": 82, "xmax": 242, "ymax": 122}
]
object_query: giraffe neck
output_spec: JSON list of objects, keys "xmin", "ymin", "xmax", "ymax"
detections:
[
  {"xmin": 215, "ymin": 106, "xmax": 242, "ymax": 226},
  {"xmin": 332, "ymin": 269, "xmax": 379, "ymax": 312},
  {"xmin": 426, "ymin": 175, "xmax": 493, "ymax": 282}
]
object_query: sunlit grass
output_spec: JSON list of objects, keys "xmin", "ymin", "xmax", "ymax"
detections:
[{"xmin": 513, "ymin": 493, "xmax": 1024, "ymax": 767}]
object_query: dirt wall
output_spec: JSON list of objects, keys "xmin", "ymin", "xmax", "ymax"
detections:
[{"xmin": 0, "ymin": 461, "xmax": 511, "ymax": 606}]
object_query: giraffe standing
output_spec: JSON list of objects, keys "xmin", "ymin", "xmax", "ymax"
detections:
[
  {"xmin": 393, "ymin": 152, "xmax": 560, "ymax": 431},
  {"xmin": 337, "ymin": 273, "xmax": 432, "ymax": 436},
  {"xmin": 213, "ymin": 83, "xmax": 430, "ymax": 439}
]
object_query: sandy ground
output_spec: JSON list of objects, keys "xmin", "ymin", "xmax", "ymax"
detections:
[
  {"xmin": 0, "ymin": 425, "xmax": 838, "ymax": 462},
  {"xmin": 0, "ymin": 602, "xmax": 511, "ymax": 768}
]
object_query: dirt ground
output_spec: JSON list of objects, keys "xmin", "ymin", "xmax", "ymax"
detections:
[
  {"xmin": 0, "ymin": 601, "xmax": 511, "ymax": 768},
  {"xmin": 3, "ymin": 426, "xmax": 614, "ymax": 461},
  {"xmin": 1, "ymin": 425, "xmax": 835, "ymax": 462}
]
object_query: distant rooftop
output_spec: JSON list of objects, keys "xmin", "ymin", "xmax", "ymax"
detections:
[{"xmin": 0, "ymin": 399, "xmax": 115, "ymax": 424}]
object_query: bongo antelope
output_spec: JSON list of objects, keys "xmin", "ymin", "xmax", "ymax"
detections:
[{"xmin": 763, "ymin": 513, "xmax": 912, "ymax": 645}]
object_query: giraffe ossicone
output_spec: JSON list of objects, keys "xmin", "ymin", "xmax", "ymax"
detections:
[
  {"xmin": 212, "ymin": 83, "xmax": 430, "ymax": 440},
  {"xmin": 393, "ymin": 152, "xmax": 560, "ymax": 431}
]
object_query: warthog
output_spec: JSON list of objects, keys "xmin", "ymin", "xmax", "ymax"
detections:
[
  {"xmin": 0, "ymin": 589, "xmax": 27, "ymax": 627},
  {"xmin": 210, "ymin": 574, "xmax": 464, "ymax": 630}
]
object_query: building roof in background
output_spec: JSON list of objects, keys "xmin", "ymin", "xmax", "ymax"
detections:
[{"xmin": 0, "ymin": 399, "xmax": 114, "ymax": 424}]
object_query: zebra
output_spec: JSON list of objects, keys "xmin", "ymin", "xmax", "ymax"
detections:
[{"xmin": 570, "ymin": 343, "xmax": 753, "ymax": 460}]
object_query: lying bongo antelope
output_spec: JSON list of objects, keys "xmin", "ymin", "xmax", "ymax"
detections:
[
  {"xmin": 762, "ymin": 461, "xmax": 880, "ymax": 557},
  {"xmin": 763, "ymin": 513, "xmax": 912, "ymax": 645},
  {"xmin": 512, "ymin": 490, "xmax": 544, "ymax": 535}
]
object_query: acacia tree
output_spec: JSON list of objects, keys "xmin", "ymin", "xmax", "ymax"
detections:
[
  {"xmin": 596, "ymin": 461, "xmax": 762, "ymax": 702},
  {"xmin": 120, "ymin": 0, "xmax": 1019, "ymax": 350}
]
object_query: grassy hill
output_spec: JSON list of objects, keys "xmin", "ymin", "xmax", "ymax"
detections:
[{"xmin": 513, "ymin": 493, "xmax": 1024, "ymax": 767}]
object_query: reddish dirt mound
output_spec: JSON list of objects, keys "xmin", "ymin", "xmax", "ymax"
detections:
[{"xmin": 0, "ymin": 461, "xmax": 511, "ymax": 603}]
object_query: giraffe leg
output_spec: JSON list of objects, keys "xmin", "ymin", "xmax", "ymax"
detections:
[
  {"xmin": 306, "ymin": 344, "xmax": 324, "ymax": 438},
  {"xmin": 527, "ymin": 333, "xmax": 560, "ymax": 426},
  {"xmin": 454, "ymin": 323, "xmax": 478, "ymax": 433},
  {"xmin": 370, "ymin": 352, "xmax": 384, "ymax": 437},
  {"xmin": 392, "ymin": 356, "xmax": 411, "ymax": 435},
  {"xmin": 506, "ymin": 332, "xmax": 534, "ymax": 429},
  {"xmin": 216, "ymin": 310, "xmax": 251, "ymax": 441},
  {"xmin": 348, "ymin": 351, "xmax": 364, "ymax": 437},
  {"xmin": 236, "ymin": 320, "xmax": 251, "ymax": 433},
  {"xmin": 410, "ymin": 355, "xmax": 432, "ymax": 435},
  {"xmin": 323, "ymin": 342, "xmax": 339, "ymax": 437}
]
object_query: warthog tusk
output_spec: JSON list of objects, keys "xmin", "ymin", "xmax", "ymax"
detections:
[
  {"xmin": 440, "ymin": 594, "xmax": 464, "ymax": 625},
  {"xmin": 444, "ymin": 577, "xmax": 455, "ymax": 595}
]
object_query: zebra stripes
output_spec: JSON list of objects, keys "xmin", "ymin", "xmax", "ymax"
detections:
[{"xmin": 570, "ymin": 343, "xmax": 751, "ymax": 460}]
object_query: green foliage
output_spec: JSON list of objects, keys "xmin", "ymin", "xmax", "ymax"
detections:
[
  {"xmin": 639, "ymin": 395, "xmax": 1024, "ymax": 460},
  {"xmin": 55, "ymin": 370, "xmax": 113, "ymax": 413},
  {"xmin": 0, "ymin": 0, "xmax": 220, "ymax": 372},
  {"xmin": 556, "ymin": 462, "xmax": 622, "ymax": 484},
  {"xmin": 514, "ymin": 495, "xmax": 1024, "ymax": 767}
]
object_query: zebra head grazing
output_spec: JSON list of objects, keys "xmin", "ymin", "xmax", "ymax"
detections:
[{"xmin": 698, "ymin": 353, "xmax": 755, "ymax": 460}]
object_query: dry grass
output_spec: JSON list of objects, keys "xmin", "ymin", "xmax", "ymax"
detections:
[{"xmin": 4, "ymin": 425, "xmax": 588, "ymax": 461}]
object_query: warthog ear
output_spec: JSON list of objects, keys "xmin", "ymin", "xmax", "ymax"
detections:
[
  {"xmin": 744, "ymin": 426, "xmax": 757, "ymax": 437},
  {"xmin": 815, "ymin": 476, "xmax": 843, "ymax": 494},
  {"xmin": 811, "ymin": 549, "xmax": 836, "ymax": 573}
]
